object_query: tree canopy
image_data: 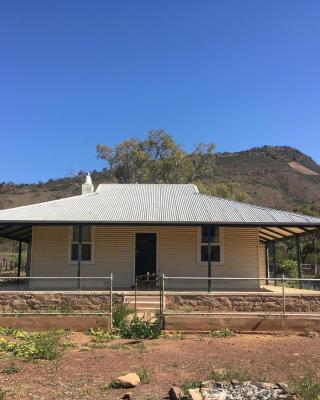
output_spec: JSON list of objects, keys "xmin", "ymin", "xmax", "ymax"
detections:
[{"xmin": 96, "ymin": 129, "xmax": 216, "ymax": 184}]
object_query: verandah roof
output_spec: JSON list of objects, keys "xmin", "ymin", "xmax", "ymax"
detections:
[{"xmin": 0, "ymin": 184, "xmax": 319, "ymax": 242}]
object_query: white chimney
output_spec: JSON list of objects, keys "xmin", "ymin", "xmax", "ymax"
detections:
[{"xmin": 82, "ymin": 173, "xmax": 94, "ymax": 195}]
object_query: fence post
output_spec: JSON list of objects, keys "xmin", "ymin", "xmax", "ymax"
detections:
[
  {"xmin": 110, "ymin": 273, "xmax": 113, "ymax": 330},
  {"xmin": 135, "ymin": 276, "xmax": 137, "ymax": 312},
  {"xmin": 161, "ymin": 274, "xmax": 165, "ymax": 326},
  {"xmin": 282, "ymin": 274, "xmax": 286, "ymax": 317}
]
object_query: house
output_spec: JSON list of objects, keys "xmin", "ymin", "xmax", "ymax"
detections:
[{"xmin": 0, "ymin": 176, "xmax": 319, "ymax": 289}]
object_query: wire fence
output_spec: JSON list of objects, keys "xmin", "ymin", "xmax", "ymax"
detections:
[
  {"xmin": 0, "ymin": 275, "xmax": 113, "ymax": 316},
  {"xmin": 0, "ymin": 276, "xmax": 113, "ymax": 291},
  {"xmin": 0, "ymin": 274, "xmax": 319, "ymax": 319},
  {"xmin": 161, "ymin": 275, "xmax": 320, "ymax": 317}
]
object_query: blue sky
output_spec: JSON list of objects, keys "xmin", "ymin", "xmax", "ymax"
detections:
[{"xmin": 0, "ymin": 1, "xmax": 320, "ymax": 183}]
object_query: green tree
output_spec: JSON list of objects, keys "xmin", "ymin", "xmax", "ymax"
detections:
[{"xmin": 97, "ymin": 129, "xmax": 215, "ymax": 184}]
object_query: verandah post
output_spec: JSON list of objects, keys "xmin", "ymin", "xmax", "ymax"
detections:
[
  {"xmin": 272, "ymin": 241, "xmax": 277, "ymax": 285},
  {"xmin": 17, "ymin": 240, "xmax": 22, "ymax": 278},
  {"xmin": 77, "ymin": 224, "xmax": 83, "ymax": 290},
  {"xmin": 296, "ymin": 235, "xmax": 303, "ymax": 289},
  {"xmin": 207, "ymin": 224, "xmax": 213, "ymax": 292},
  {"xmin": 282, "ymin": 274, "xmax": 286, "ymax": 316}
]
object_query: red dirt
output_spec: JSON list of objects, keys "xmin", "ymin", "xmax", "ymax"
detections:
[{"xmin": 0, "ymin": 333, "xmax": 319, "ymax": 399}]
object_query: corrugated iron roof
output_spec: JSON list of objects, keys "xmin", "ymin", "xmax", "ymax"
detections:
[{"xmin": 0, "ymin": 183, "xmax": 319, "ymax": 226}]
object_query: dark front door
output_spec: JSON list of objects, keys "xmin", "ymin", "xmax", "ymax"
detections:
[{"xmin": 135, "ymin": 233, "xmax": 157, "ymax": 277}]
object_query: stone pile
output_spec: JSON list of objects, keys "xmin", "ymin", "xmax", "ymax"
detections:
[{"xmin": 169, "ymin": 380, "xmax": 299, "ymax": 400}]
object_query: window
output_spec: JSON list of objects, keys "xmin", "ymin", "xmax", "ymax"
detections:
[
  {"xmin": 69, "ymin": 225, "xmax": 95, "ymax": 263},
  {"xmin": 198, "ymin": 226, "xmax": 222, "ymax": 264}
]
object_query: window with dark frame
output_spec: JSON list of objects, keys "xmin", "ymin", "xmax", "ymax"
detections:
[
  {"xmin": 71, "ymin": 225, "xmax": 92, "ymax": 262},
  {"xmin": 200, "ymin": 226, "xmax": 221, "ymax": 263}
]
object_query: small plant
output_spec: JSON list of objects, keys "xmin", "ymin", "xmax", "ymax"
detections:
[
  {"xmin": 211, "ymin": 368, "xmax": 253, "ymax": 382},
  {"xmin": 160, "ymin": 331, "xmax": 186, "ymax": 340},
  {"xmin": 302, "ymin": 327, "xmax": 318, "ymax": 338},
  {"xmin": 60, "ymin": 339, "xmax": 76, "ymax": 349},
  {"xmin": 1, "ymin": 363, "xmax": 19, "ymax": 374},
  {"xmin": 181, "ymin": 379, "xmax": 202, "ymax": 393},
  {"xmin": 110, "ymin": 341, "xmax": 147, "ymax": 353},
  {"xmin": 119, "ymin": 316, "xmax": 161, "ymax": 339},
  {"xmin": 294, "ymin": 372, "xmax": 320, "ymax": 400},
  {"xmin": 86, "ymin": 328, "xmax": 117, "ymax": 342},
  {"xmin": 102, "ymin": 379, "xmax": 122, "ymax": 390},
  {"xmin": 137, "ymin": 367, "xmax": 151, "ymax": 384},
  {"xmin": 0, "ymin": 327, "xmax": 18, "ymax": 336},
  {"xmin": 15, "ymin": 331, "xmax": 61, "ymax": 360},
  {"xmin": 181, "ymin": 305, "xmax": 194, "ymax": 313},
  {"xmin": 0, "ymin": 388, "xmax": 7, "ymax": 400},
  {"xmin": 112, "ymin": 302, "xmax": 134, "ymax": 328},
  {"xmin": 210, "ymin": 328, "xmax": 235, "ymax": 338}
]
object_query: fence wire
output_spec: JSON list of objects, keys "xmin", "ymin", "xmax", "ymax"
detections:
[
  {"xmin": 161, "ymin": 276, "xmax": 320, "ymax": 316},
  {"xmin": 0, "ymin": 276, "xmax": 113, "ymax": 316},
  {"xmin": 0, "ymin": 276, "xmax": 112, "ymax": 291}
]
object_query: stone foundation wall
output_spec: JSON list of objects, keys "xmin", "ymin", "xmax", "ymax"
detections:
[
  {"xmin": 165, "ymin": 294, "xmax": 320, "ymax": 313},
  {"xmin": 0, "ymin": 292, "xmax": 121, "ymax": 314}
]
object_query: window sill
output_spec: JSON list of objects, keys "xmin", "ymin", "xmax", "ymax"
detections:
[{"xmin": 67, "ymin": 261, "xmax": 95, "ymax": 265}]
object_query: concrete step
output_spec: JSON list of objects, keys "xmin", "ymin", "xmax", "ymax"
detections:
[
  {"xmin": 124, "ymin": 295, "xmax": 163, "ymax": 311},
  {"xmin": 124, "ymin": 296, "xmax": 160, "ymax": 302}
]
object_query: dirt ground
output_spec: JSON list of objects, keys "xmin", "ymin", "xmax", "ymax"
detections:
[{"xmin": 0, "ymin": 332, "xmax": 319, "ymax": 400}]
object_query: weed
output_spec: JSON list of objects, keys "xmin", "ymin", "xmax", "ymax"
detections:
[
  {"xmin": 60, "ymin": 339, "xmax": 76, "ymax": 349},
  {"xmin": 112, "ymin": 302, "xmax": 134, "ymax": 328},
  {"xmin": 119, "ymin": 316, "xmax": 161, "ymax": 339},
  {"xmin": 1, "ymin": 363, "xmax": 19, "ymax": 374},
  {"xmin": 15, "ymin": 331, "xmax": 61, "ymax": 360},
  {"xmin": 210, "ymin": 328, "xmax": 235, "ymax": 338},
  {"xmin": 0, "ymin": 330, "xmax": 63, "ymax": 360},
  {"xmin": 160, "ymin": 331, "xmax": 186, "ymax": 340},
  {"xmin": 168, "ymin": 361, "xmax": 179, "ymax": 368},
  {"xmin": 0, "ymin": 389, "xmax": 7, "ymax": 400},
  {"xmin": 0, "ymin": 327, "xmax": 18, "ymax": 336},
  {"xmin": 294, "ymin": 372, "xmax": 320, "ymax": 400},
  {"xmin": 211, "ymin": 368, "xmax": 253, "ymax": 382},
  {"xmin": 302, "ymin": 328, "xmax": 318, "ymax": 338},
  {"xmin": 109, "ymin": 341, "xmax": 147, "ymax": 353},
  {"xmin": 181, "ymin": 379, "xmax": 202, "ymax": 393},
  {"xmin": 86, "ymin": 328, "xmax": 117, "ymax": 342},
  {"xmin": 137, "ymin": 367, "xmax": 151, "ymax": 384},
  {"xmin": 181, "ymin": 305, "xmax": 194, "ymax": 313},
  {"xmin": 102, "ymin": 380, "xmax": 122, "ymax": 390}
]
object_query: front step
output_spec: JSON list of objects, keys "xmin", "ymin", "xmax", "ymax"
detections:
[{"xmin": 124, "ymin": 295, "xmax": 162, "ymax": 312}]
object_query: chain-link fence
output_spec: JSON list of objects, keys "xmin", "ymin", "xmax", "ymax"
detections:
[
  {"xmin": 161, "ymin": 276, "xmax": 320, "ymax": 317},
  {"xmin": 0, "ymin": 275, "xmax": 113, "ymax": 316}
]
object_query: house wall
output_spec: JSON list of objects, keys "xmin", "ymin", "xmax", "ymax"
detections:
[
  {"xmin": 31, "ymin": 225, "xmax": 261, "ymax": 287},
  {"xmin": 258, "ymin": 241, "xmax": 267, "ymax": 280}
]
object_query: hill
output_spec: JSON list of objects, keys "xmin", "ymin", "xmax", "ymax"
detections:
[{"xmin": 0, "ymin": 145, "xmax": 319, "ymax": 215}]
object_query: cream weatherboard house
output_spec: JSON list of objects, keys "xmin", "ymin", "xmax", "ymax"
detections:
[{"xmin": 0, "ymin": 177, "xmax": 319, "ymax": 289}]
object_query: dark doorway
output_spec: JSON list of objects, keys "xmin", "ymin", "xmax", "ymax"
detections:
[{"xmin": 135, "ymin": 233, "xmax": 157, "ymax": 277}]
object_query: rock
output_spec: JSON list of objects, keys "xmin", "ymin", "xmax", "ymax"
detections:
[
  {"xmin": 231, "ymin": 379, "xmax": 240, "ymax": 386},
  {"xmin": 188, "ymin": 388, "xmax": 203, "ymax": 400},
  {"xmin": 277, "ymin": 382, "xmax": 290, "ymax": 392},
  {"xmin": 116, "ymin": 373, "xmax": 140, "ymax": 388},
  {"xmin": 257, "ymin": 382, "xmax": 276, "ymax": 390},
  {"xmin": 122, "ymin": 393, "xmax": 133, "ymax": 400},
  {"xmin": 169, "ymin": 386, "xmax": 184, "ymax": 400}
]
